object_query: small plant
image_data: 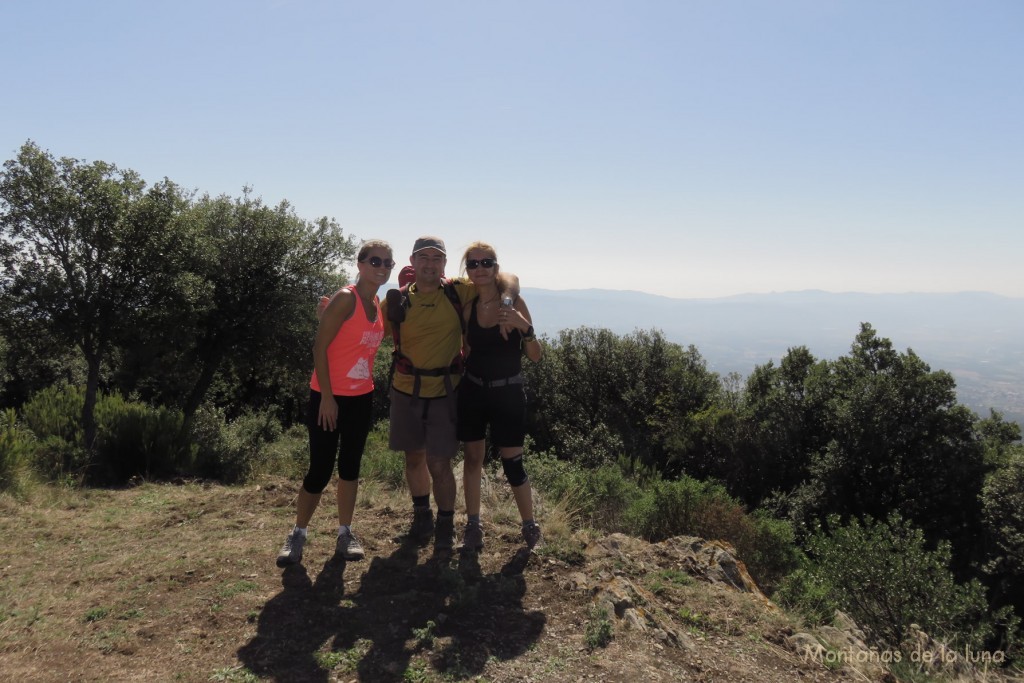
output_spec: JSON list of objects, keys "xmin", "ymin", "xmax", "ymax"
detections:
[
  {"xmin": 535, "ymin": 536, "xmax": 586, "ymax": 566},
  {"xmin": 648, "ymin": 567, "xmax": 693, "ymax": 595},
  {"xmin": 84, "ymin": 606, "xmax": 110, "ymax": 623},
  {"xmin": 217, "ymin": 580, "xmax": 258, "ymax": 600},
  {"xmin": 677, "ymin": 607, "xmax": 710, "ymax": 635},
  {"xmin": 315, "ymin": 639, "xmax": 371, "ymax": 673},
  {"xmin": 402, "ymin": 658, "xmax": 432, "ymax": 682},
  {"xmin": 412, "ymin": 620, "xmax": 437, "ymax": 648},
  {"xmin": 209, "ymin": 665, "xmax": 259, "ymax": 682},
  {"xmin": 657, "ymin": 568, "xmax": 693, "ymax": 586},
  {"xmin": 585, "ymin": 605, "xmax": 614, "ymax": 649}
]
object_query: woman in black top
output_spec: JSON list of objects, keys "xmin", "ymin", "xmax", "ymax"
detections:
[{"xmin": 456, "ymin": 242, "xmax": 543, "ymax": 552}]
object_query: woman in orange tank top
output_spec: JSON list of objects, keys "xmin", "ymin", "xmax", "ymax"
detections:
[{"xmin": 276, "ymin": 240, "xmax": 393, "ymax": 567}]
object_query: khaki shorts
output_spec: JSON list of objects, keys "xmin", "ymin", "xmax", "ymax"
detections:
[{"xmin": 388, "ymin": 388, "xmax": 459, "ymax": 459}]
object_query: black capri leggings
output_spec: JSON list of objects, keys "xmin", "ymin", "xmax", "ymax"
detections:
[{"xmin": 304, "ymin": 389, "xmax": 374, "ymax": 493}]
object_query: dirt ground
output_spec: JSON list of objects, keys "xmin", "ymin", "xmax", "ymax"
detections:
[{"xmin": 0, "ymin": 477, "xmax": 951, "ymax": 682}]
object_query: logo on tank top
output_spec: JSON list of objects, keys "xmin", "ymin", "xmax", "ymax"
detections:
[
  {"xmin": 347, "ymin": 357, "xmax": 371, "ymax": 380},
  {"xmin": 361, "ymin": 330, "xmax": 384, "ymax": 347}
]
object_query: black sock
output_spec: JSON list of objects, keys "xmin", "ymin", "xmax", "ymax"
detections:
[
  {"xmin": 437, "ymin": 509, "xmax": 455, "ymax": 519},
  {"xmin": 412, "ymin": 495, "xmax": 430, "ymax": 509}
]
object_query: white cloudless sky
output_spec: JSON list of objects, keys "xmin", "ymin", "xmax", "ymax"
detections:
[{"xmin": 2, "ymin": 0, "xmax": 1022, "ymax": 298}]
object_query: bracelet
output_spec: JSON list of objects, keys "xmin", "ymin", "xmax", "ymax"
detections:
[{"xmin": 522, "ymin": 326, "xmax": 536, "ymax": 342}]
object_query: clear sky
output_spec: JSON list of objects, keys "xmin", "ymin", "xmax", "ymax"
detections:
[{"xmin": 2, "ymin": 1, "xmax": 1022, "ymax": 299}]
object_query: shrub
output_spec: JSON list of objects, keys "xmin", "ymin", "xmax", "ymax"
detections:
[
  {"xmin": 0, "ymin": 408, "xmax": 35, "ymax": 494},
  {"xmin": 21, "ymin": 384, "xmax": 83, "ymax": 443},
  {"xmin": 92, "ymin": 393, "xmax": 194, "ymax": 483},
  {"xmin": 215, "ymin": 409, "xmax": 284, "ymax": 484},
  {"xmin": 21, "ymin": 385, "xmax": 195, "ymax": 484},
  {"xmin": 783, "ymin": 513, "xmax": 996, "ymax": 650}
]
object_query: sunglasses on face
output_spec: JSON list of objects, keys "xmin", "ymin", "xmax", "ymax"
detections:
[
  {"xmin": 466, "ymin": 258, "xmax": 496, "ymax": 270},
  {"xmin": 360, "ymin": 256, "xmax": 395, "ymax": 269}
]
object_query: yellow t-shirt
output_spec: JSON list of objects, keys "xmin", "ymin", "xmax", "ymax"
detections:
[{"xmin": 383, "ymin": 279, "xmax": 475, "ymax": 398}]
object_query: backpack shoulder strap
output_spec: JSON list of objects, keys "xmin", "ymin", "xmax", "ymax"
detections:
[{"xmin": 440, "ymin": 278, "xmax": 467, "ymax": 334}]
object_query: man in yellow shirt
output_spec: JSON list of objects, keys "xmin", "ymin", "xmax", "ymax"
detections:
[{"xmin": 383, "ymin": 236, "xmax": 517, "ymax": 551}]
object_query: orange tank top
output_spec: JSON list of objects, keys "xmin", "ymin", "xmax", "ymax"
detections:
[{"xmin": 310, "ymin": 286, "xmax": 385, "ymax": 396}]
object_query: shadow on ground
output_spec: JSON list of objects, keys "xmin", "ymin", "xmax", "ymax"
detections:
[{"xmin": 238, "ymin": 530, "xmax": 545, "ymax": 682}]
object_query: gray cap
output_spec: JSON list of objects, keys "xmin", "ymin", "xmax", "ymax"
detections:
[{"xmin": 412, "ymin": 236, "xmax": 446, "ymax": 255}]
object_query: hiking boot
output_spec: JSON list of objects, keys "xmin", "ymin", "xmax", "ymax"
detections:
[
  {"xmin": 336, "ymin": 529, "xmax": 365, "ymax": 561},
  {"xmin": 522, "ymin": 522, "xmax": 543, "ymax": 550},
  {"xmin": 434, "ymin": 515, "xmax": 455, "ymax": 551},
  {"xmin": 459, "ymin": 521, "xmax": 485, "ymax": 553},
  {"xmin": 276, "ymin": 529, "xmax": 306, "ymax": 567},
  {"xmin": 409, "ymin": 506, "xmax": 434, "ymax": 542}
]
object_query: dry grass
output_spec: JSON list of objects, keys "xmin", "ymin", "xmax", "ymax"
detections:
[{"xmin": 5, "ymin": 460, "xmax": 1005, "ymax": 683}]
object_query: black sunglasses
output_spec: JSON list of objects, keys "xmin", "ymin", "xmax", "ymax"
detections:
[
  {"xmin": 360, "ymin": 256, "xmax": 395, "ymax": 269},
  {"xmin": 466, "ymin": 258, "xmax": 496, "ymax": 270}
]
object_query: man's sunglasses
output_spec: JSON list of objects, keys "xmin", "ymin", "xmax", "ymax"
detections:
[
  {"xmin": 360, "ymin": 256, "xmax": 396, "ymax": 269},
  {"xmin": 466, "ymin": 258, "xmax": 496, "ymax": 270}
]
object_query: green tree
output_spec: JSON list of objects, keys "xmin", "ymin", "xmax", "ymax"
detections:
[
  {"xmin": 982, "ymin": 447, "xmax": 1024, "ymax": 621},
  {"xmin": 155, "ymin": 191, "xmax": 354, "ymax": 427},
  {"xmin": 788, "ymin": 324, "xmax": 985, "ymax": 564},
  {"xmin": 976, "ymin": 409, "xmax": 1022, "ymax": 470},
  {"xmin": 0, "ymin": 142, "xmax": 193, "ymax": 448},
  {"xmin": 523, "ymin": 327, "xmax": 721, "ymax": 472},
  {"xmin": 732, "ymin": 346, "xmax": 829, "ymax": 506}
]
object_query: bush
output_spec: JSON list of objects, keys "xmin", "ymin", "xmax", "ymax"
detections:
[
  {"xmin": 622, "ymin": 475, "xmax": 798, "ymax": 592},
  {"xmin": 21, "ymin": 384, "xmax": 84, "ymax": 443},
  {"xmin": 21, "ymin": 385, "xmax": 195, "ymax": 484},
  {"xmin": 781, "ymin": 513, "xmax": 996, "ymax": 650},
  {"xmin": 194, "ymin": 408, "xmax": 283, "ymax": 484},
  {"xmin": 0, "ymin": 408, "xmax": 35, "ymax": 495},
  {"xmin": 92, "ymin": 393, "xmax": 194, "ymax": 483}
]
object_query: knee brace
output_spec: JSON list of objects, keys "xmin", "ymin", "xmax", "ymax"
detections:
[{"xmin": 501, "ymin": 454, "xmax": 528, "ymax": 487}]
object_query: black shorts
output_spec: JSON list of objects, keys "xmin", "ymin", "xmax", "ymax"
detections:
[{"xmin": 456, "ymin": 378, "xmax": 526, "ymax": 447}]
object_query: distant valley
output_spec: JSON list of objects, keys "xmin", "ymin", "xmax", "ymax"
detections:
[{"xmin": 520, "ymin": 288, "xmax": 1024, "ymax": 427}]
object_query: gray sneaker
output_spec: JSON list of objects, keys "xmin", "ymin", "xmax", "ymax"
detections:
[
  {"xmin": 276, "ymin": 529, "xmax": 306, "ymax": 567},
  {"xmin": 409, "ymin": 506, "xmax": 434, "ymax": 542},
  {"xmin": 522, "ymin": 522, "xmax": 543, "ymax": 550},
  {"xmin": 459, "ymin": 522, "xmax": 485, "ymax": 552},
  {"xmin": 434, "ymin": 515, "xmax": 455, "ymax": 551},
  {"xmin": 336, "ymin": 529, "xmax": 365, "ymax": 561}
]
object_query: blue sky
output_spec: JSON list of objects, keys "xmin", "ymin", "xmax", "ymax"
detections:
[{"xmin": 2, "ymin": 1, "xmax": 1022, "ymax": 298}]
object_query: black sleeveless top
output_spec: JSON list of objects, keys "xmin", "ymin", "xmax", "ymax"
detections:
[{"xmin": 464, "ymin": 297, "xmax": 523, "ymax": 381}]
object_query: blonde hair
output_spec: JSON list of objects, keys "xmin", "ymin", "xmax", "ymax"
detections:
[
  {"xmin": 357, "ymin": 239, "xmax": 393, "ymax": 262},
  {"xmin": 460, "ymin": 241, "xmax": 498, "ymax": 276}
]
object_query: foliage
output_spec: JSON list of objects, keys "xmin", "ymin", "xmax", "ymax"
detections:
[
  {"xmin": 781, "ymin": 513, "xmax": 996, "ymax": 650},
  {"xmin": 584, "ymin": 605, "xmax": 613, "ymax": 649},
  {"xmin": 92, "ymin": 393, "xmax": 195, "ymax": 484},
  {"xmin": 981, "ymin": 447, "xmax": 1024, "ymax": 625},
  {"xmin": 359, "ymin": 421, "xmax": 405, "ymax": 489},
  {"xmin": 976, "ymin": 409, "xmax": 1023, "ymax": 470},
  {"xmin": 1, "ymin": 141, "xmax": 196, "ymax": 448},
  {"xmin": 529, "ymin": 451, "xmax": 797, "ymax": 590},
  {"xmin": 20, "ymin": 384, "xmax": 194, "ymax": 484},
  {"xmin": 731, "ymin": 346, "xmax": 829, "ymax": 506},
  {"xmin": 523, "ymin": 327, "xmax": 721, "ymax": 472},
  {"xmin": 784, "ymin": 325, "xmax": 986, "ymax": 569},
  {"xmin": 0, "ymin": 407, "xmax": 35, "ymax": 494},
  {"xmin": 191, "ymin": 406, "xmax": 284, "ymax": 484},
  {"xmin": 136, "ymin": 190, "xmax": 354, "ymax": 427}
]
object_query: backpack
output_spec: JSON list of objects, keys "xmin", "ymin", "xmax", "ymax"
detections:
[{"xmin": 385, "ymin": 278, "xmax": 467, "ymax": 397}]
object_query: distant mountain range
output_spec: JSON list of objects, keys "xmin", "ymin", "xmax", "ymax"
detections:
[{"xmin": 519, "ymin": 288, "xmax": 1024, "ymax": 426}]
